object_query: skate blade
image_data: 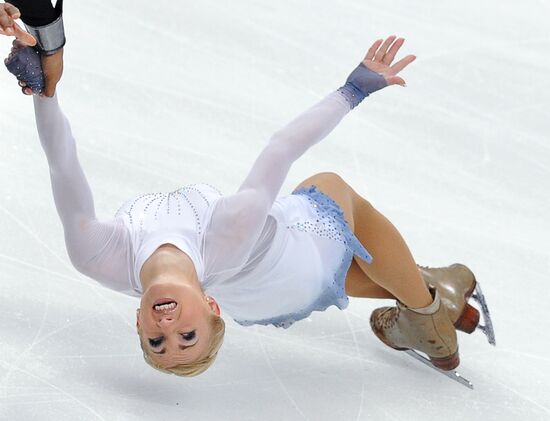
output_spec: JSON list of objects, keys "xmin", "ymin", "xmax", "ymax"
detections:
[
  {"xmin": 405, "ymin": 350, "xmax": 474, "ymax": 390},
  {"xmin": 471, "ymin": 283, "xmax": 496, "ymax": 346}
]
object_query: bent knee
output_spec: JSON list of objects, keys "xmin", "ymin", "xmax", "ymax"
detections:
[
  {"xmin": 311, "ymin": 172, "xmax": 345, "ymax": 185},
  {"xmin": 300, "ymin": 172, "xmax": 370, "ymax": 206},
  {"xmin": 297, "ymin": 172, "xmax": 347, "ymax": 190},
  {"xmin": 295, "ymin": 172, "xmax": 353, "ymax": 201}
]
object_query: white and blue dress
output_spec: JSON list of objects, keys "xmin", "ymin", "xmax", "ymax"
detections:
[{"xmin": 33, "ymin": 89, "xmax": 372, "ymax": 329}]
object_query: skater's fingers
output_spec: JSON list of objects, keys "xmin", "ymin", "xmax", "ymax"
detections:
[
  {"xmin": 382, "ymin": 37, "xmax": 405, "ymax": 65},
  {"xmin": 4, "ymin": 43, "xmax": 18, "ymax": 65},
  {"xmin": 0, "ymin": 23, "xmax": 15, "ymax": 36},
  {"xmin": 0, "ymin": 22, "xmax": 35, "ymax": 46},
  {"xmin": 0, "ymin": 3, "xmax": 20, "ymax": 33},
  {"xmin": 0, "ymin": 5, "xmax": 36, "ymax": 45},
  {"xmin": 13, "ymin": 23, "xmax": 36, "ymax": 46},
  {"xmin": 4, "ymin": 39, "xmax": 28, "ymax": 65},
  {"xmin": 21, "ymin": 86, "xmax": 32, "ymax": 95},
  {"xmin": 12, "ymin": 38, "xmax": 27, "ymax": 49},
  {"xmin": 364, "ymin": 38, "xmax": 383, "ymax": 61},
  {"xmin": 3, "ymin": 4, "xmax": 21, "ymax": 20},
  {"xmin": 374, "ymin": 35, "xmax": 397, "ymax": 62},
  {"xmin": 390, "ymin": 54, "xmax": 416, "ymax": 74},
  {"xmin": 9, "ymin": 39, "xmax": 26, "ymax": 58},
  {"xmin": 18, "ymin": 80, "xmax": 27, "ymax": 87},
  {"xmin": 385, "ymin": 75, "xmax": 406, "ymax": 87},
  {"xmin": 0, "ymin": 9, "xmax": 12, "ymax": 32}
]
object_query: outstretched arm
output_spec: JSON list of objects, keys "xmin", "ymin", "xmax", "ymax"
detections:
[
  {"xmin": 204, "ymin": 36, "xmax": 416, "ymax": 279},
  {"xmin": 32, "ymin": 92, "xmax": 132, "ymax": 291},
  {"xmin": 235, "ymin": 36, "xmax": 414, "ymax": 204}
]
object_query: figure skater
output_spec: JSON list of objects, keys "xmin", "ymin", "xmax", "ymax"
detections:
[{"xmin": 2, "ymin": 6, "xmax": 494, "ymax": 384}]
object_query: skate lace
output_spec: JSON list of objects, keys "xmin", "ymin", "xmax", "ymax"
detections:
[{"xmin": 378, "ymin": 306, "xmax": 400, "ymax": 329}]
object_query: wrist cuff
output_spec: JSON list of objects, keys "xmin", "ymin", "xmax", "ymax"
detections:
[
  {"xmin": 338, "ymin": 63, "xmax": 388, "ymax": 109},
  {"xmin": 24, "ymin": 15, "xmax": 66, "ymax": 55},
  {"xmin": 337, "ymin": 83, "xmax": 366, "ymax": 109}
]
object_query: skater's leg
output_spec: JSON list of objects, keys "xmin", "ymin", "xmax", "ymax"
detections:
[
  {"xmin": 295, "ymin": 173, "xmax": 459, "ymax": 369},
  {"xmin": 294, "ymin": 172, "xmax": 432, "ymax": 309},
  {"xmin": 345, "ymin": 259, "xmax": 396, "ymax": 299},
  {"xmin": 349, "ymin": 191, "xmax": 432, "ymax": 308}
]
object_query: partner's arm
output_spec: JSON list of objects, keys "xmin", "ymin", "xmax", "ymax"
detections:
[
  {"xmin": 204, "ymin": 36, "xmax": 415, "ymax": 277},
  {"xmin": 2, "ymin": 1, "xmax": 64, "ymax": 96},
  {"xmin": 33, "ymin": 94, "xmax": 132, "ymax": 291}
]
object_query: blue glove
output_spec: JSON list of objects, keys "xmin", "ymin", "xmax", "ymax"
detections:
[
  {"xmin": 5, "ymin": 46, "xmax": 45, "ymax": 95},
  {"xmin": 338, "ymin": 62, "xmax": 387, "ymax": 109}
]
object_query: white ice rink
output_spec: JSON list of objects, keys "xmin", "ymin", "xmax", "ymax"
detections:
[{"xmin": 1, "ymin": 1, "xmax": 549, "ymax": 420}]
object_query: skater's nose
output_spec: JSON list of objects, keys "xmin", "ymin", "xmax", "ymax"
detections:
[{"xmin": 157, "ymin": 315, "xmax": 175, "ymax": 327}]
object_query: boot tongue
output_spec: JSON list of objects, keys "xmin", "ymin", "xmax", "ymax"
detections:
[{"xmin": 409, "ymin": 288, "xmax": 441, "ymax": 315}]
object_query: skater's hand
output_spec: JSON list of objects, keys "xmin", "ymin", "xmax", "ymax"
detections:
[
  {"xmin": 362, "ymin": 35, "xmax": 416, "ymax": 87},
  {"xmin": 11, "ymin": 42, "xmax": 63, "ymax": 97},
  {"xmin": 0, "ymin": 3, "xmax": 36, "ymax": 46}
]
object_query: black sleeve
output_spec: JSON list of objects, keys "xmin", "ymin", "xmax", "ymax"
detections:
[{"xmin": 7, "ymin": 0, "xmax": 63, "ymax": 27}]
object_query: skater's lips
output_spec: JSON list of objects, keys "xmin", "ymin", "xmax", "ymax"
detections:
[
  {"xmin": 153, "ymin": 298, "xmax": 176, "ymax": 306},
  {"xmin": 152, "ymin": 298, "xmax": 178, "ymax": 314}
]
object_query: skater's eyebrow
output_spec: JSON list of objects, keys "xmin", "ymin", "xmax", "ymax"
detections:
[{"xmin": 151, "ymin": 344, "xmax": 197, "ymax": 355}]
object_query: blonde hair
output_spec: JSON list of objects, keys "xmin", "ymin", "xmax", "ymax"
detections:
[{"xmin": 138, "ymin": 313, "xmax": 225, "ymax": 377}]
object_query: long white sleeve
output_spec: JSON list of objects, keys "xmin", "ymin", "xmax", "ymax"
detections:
[
  {"xmin": 203, "ymin": 90, "xmax": 352, "ymax": 280},
  {"xmin": 33, "ymin": 95, "xmax": 132, "ymax": 291}
]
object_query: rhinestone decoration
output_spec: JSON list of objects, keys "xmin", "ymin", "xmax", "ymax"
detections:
[
  {"xmin": 4, "ymin": 45, "xmax": 45, "ymax": 94},
  {"xmin": 117, "ymin": 184, "xmax": 216, "ymax": 240},
  {"xmin": 235, "ymin": 185, "xmax": 373, "ymax": 329}
]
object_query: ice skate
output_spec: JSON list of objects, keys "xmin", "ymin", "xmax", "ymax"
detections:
[
  {"xmin": 403, "ymin": 349, "xmax": 473, "ymax": 389},
  {"xmin": 370, "ymin": 288, "xmax": 459, "ymax": 370},
  {"xmin": 418, "ymin": 264, "xmax": 496, "ymax": 346},
  {"xmin": 370, "ymin": 289, "xmax": 476, "ymax": 388}
]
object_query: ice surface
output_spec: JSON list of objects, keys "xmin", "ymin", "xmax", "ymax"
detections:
[{"xmin": 1, "ymin": 0, "xmax": 549, "ymax": 420}]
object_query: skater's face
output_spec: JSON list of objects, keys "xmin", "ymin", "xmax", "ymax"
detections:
[{"xmin": 137, "ymin": 280, "xmax": 220, "ymax": 368}]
